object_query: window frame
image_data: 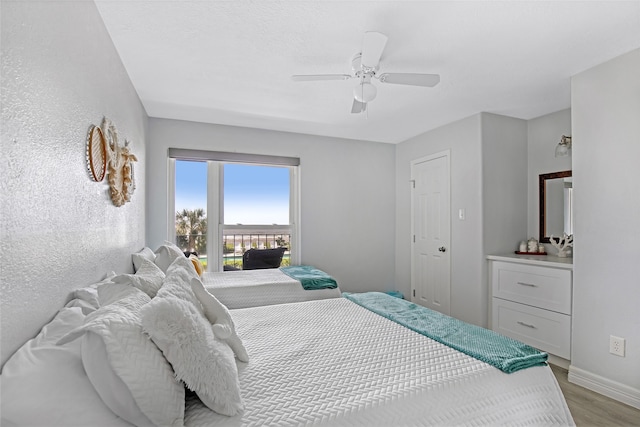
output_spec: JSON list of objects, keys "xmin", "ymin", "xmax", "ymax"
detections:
[{"xmin": 168, "ymin": 150, "xmax": 300, "ymax": 272}]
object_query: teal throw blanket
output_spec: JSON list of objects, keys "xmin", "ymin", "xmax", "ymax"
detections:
[
  {"xmin": 343, "ymin": 292, "xmax": 547, "ymax": 374},
  {"xmin": 280, "ymin": 265, "xmax": 338, "ymax": 290}
]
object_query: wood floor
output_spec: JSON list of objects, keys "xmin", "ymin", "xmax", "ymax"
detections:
[{"xmin": 551, "ymin": 364, "xmax": 640, "ymax": 426}]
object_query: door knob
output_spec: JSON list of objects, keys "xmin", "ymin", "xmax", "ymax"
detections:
[{"xmin": 438, "ymin": 246, "xmax": 446, "ymax": 252}]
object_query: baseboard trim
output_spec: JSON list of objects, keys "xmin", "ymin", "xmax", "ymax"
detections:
[
  {"xmin": 568, "ymin": 365, "xmax": 640, "ymax": 409},
  {"xmin": 548, "ymin": 354, "xmax": 570, "ymax": 370}
]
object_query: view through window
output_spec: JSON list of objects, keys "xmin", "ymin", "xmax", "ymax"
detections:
[
  {"xmin": 222, "ymin": 164, "xmax": 291, "ymax": 269},
  {"xmin": 175, "ymin": 160, "xmax": 208, "ymax": 266},
  {"xmin": 174, "ymin": 160, "xmax": 294, "ymax": 271}
]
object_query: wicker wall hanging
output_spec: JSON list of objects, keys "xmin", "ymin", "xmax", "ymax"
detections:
[
  {"xmin": 86, "ymin": 125, "xmax": 107, "ymax": 182},
  {"xmin": 86, "ymin": 117, "xmax": 137, "ymax": 207}
]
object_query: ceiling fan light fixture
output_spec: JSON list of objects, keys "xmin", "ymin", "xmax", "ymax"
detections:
[{"xmin": 354, "ymin": 82, "xmax": 377, "ymax": 103}]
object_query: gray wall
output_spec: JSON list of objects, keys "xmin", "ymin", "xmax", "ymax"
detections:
[
  {"xmin": 0, "ymin": 1, "xmax": 147, "ymax": 365},
  {"xmin": 570, "ymin": 48, "xmax": 640, "ymax": 403},
  {"xmin": 395, "ymin": 114, "xmax": 485, "ymax": 326},
  {"xmin": 147, "ymin": 118, "xmax": 396, "ymax": 294},
  {"xmin": 395, "ymin": 113, "xmax": 528, "ymax": 328},
  {"xmin": 481, "ymin": 113, "xmax": 528, "ymax": 257},
  {"xmin": 481, "ymin": 113, "xmax": 528, "ymax": 325}
]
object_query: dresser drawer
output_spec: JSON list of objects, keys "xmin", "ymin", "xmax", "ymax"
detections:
[
  {"xmin": 492, "ymin": 298, "xmax": 571, "ymax": 359},
  {"xmin": 492, "ymin": 261, "xmax": 572, "ymax": 314}
]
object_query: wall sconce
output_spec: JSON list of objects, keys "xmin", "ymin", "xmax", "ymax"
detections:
[{"xmin": 555, "ymin": 135, "xmax": 572, "ymax": 157}]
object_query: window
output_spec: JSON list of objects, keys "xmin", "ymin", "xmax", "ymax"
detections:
[
  {"xmin": 222, "ymin": 164, "xmax": 292, "ymax": 269},
  {"xmin": 169, "ymin": 149, "xmax": 299, "ymax": 272},
  {"xmin": 174, "ymin": 160, "xmax": 208, "ymax": 269}
]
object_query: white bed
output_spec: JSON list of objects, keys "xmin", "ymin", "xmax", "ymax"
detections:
[
  {"xmin": 186, "ymin": 297, "xmax": 574, "ymax": 426},
  {"xmin": 202, "ymin": 268, "xmax": 342, "ymax": 309},
  {"xmin": 0, "ymin": 243, "xmax": 574, "ymax": 426},
  {"xmin": 1, "ymin": 296, "xmax": 574, "ymax": 426}
]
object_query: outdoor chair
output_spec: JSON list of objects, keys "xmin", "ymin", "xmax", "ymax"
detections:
[{"xmin": 242, "ymin": 247, "xmax": 286, "ymax": 270}]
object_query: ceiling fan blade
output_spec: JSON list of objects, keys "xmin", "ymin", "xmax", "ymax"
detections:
[
  {"xmin": 378, "ymin": 73, "xmax": 440, "ymax": 87},
  {"xmin": 360, "ymin": 32, "xmax": 388, "ymax": 68},
  {"xmin": 351, "ymin": 99, "xmax": 367, "ymax": 114},
  {"xmin": 291, "ymin": 74, "xmax": 352, "ymax": 82}
]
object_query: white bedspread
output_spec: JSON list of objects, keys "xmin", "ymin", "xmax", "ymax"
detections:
[
  {"xmin": 185, "ymin": 298, "xmax": 575, "ymax": 426},
  {"xmin": 202, "ymin": 269, "xmax": 341, "ymax": 309}
]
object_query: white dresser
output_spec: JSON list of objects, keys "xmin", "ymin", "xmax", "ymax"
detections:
[{"xmin": 488, "ymin": 254, "xmax": 573, "ymax": 363}]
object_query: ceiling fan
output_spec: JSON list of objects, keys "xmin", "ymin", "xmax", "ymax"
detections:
[{"xmin": 291, "ymin": 31, "xmax": 440, "ymax": 113}]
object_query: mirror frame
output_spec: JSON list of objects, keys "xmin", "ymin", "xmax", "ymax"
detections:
[{"xmin": 539, "ymin": 170, "xmax": 572, "ymax": 243}]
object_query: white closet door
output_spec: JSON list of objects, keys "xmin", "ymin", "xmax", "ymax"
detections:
[{"xmin": 411, "ymin": 151, "xmax": 451, "ymax": 315}]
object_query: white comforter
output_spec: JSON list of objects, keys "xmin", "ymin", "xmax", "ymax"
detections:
[
  {"xmin": 202, "ymin": 269, "xmax": 341, "ymax": 309},
  {"xmin": 185, "ymin": 298, "xmax": 575, "ymax": 426}
]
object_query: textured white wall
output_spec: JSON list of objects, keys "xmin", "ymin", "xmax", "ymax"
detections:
[
  {"xmin": 570, "ymin": 49, "xmax": 640, "ymax": 399},
  {"xmin": 147, "ymin": 118, "xmax": 395, "ymax": 294},
  {"xmin": 0, "ymin": 1, "xmax": 147, "ymax": 365},
  {"xmin": 395, "ymin": 114, "xmax": 485, "ymax": 326},
  {"xmin": 526, "ymin": 109, "xmax": 572, "ymax": 244}
]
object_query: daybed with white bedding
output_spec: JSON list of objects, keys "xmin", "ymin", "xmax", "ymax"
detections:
[
  {"xmin": 1, "ymin": 242, "xmax": 575, "ymax": 426},
  {"xmin": 202, "ymin": 265, "xmax": 341, "ymax": 309}
]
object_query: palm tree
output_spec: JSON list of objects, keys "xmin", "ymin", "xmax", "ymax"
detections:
[{"xmin": 175, "ymin": 208, "xmax": 207, "ymax": 254}]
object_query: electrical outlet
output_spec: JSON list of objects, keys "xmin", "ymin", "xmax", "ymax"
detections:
[{"xmin": 609, "ymin": 335, "xmax": 625, "ymax": 357}]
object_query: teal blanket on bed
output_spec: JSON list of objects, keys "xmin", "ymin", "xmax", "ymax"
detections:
[
  {"xmin": 343, "ymin": 292, "xmax": 547, "ymax": 374},
  {"xmin": 280, "ymin": 265, "xmax": 338, "ymax": 290}
]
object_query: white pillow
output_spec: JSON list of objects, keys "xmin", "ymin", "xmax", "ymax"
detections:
[
  {"xmin": 140, "ymin": 296, "xmax": 244, "ymax": 417},
  {"xmin": 0, "ymin": 306, "xmax": 131, "ymax": 426},
  {"xmin": 190, "ymin": 277, "xmax": 249, "ymax": 362},
  {"xmin": 65, "ymin": 297, "xmax": 100, "ymax": 314},
  {"xmin": 81, "ymin": 332, "xmax": 154, "ymax": 427},
  {"xmin": 154, "ymin": 241, "xmax": 185, "ymax": 273},
  {"xmin": 132, "ymin": 247, "xmax": 156, "ymax": 272},
  {"xmin": 97, "ymin": 282, "xmax": 141, "ymax": 306},
  {"xmin": 57, "ymin": 289, "xmax": 185, "ymax": 427},
  {"xmin": 113, "ymin": 258, "xmax": 165, "ymax": 298},
  {"xmin": 73, "ymin": 271, "xmax": 117, "ymax": 310},
  {"xmin": 156, "ymin": 256, "xmax": 201, "ymax": 307}
]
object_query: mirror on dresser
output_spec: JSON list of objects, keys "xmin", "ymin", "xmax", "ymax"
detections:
[{"xmin": 539, "ymin": 170, "xmax": 573, "ymax": 243}]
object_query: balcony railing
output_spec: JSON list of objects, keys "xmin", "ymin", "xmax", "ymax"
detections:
[
  {"xmin": 222, "ymin": 232, "xmax": 291, "ymax": 269},
  {"xmin": 176, "ymin": 226, "xmax": 292, "ymax": 271}
]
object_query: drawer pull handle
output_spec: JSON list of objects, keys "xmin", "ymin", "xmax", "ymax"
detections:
[
  {"xmin": 517, "ymin": 281, "xmax": 537, "ymax": 287},
  {"xmin": 517, "ymin": 321, "xmax": 537, "ymax": 329}
]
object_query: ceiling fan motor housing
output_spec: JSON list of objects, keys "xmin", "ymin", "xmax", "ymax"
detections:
[{"xmin": 351, "ymin": 53, "xmax": 379, "ymax": 77}]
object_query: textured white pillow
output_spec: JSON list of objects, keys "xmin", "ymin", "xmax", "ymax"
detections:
[
  {"xmin": 113, "ymin": 258, "xmax": 165, "ymax": 298},
  {"xmin": 154, "ymin": 241, "xmax": 186, "ymax": 273},
  {"xmin": 57, "ymin": 288, "xmax": 185, "ymax": 427},
  {"xmin": 81, "ymin": 332, "xmax": 155, "ymax": 427},
  {"xmin": 190, "ymin": 277, "xmax": 249, "ymax": 363},
  {"xmin": 156, "ymin": 256, "xmax": 201, "ymax": 306},
  {"xmin": 132, "ymin": 247, "xmax": 156, "ymax": 272},
  {"xmin": 141, "ymin": 296, "xmax": 244, "ymax": 417}
]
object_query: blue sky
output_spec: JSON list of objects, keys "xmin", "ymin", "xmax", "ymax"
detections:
[{"xmin": 175, "ymin": 160, "xmax": 290, "ymax": 224}]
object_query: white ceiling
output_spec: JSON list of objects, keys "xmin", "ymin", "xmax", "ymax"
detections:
[{"xmin": 95, "ymin": 1, "xmax": 640, "ymax": 144}]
